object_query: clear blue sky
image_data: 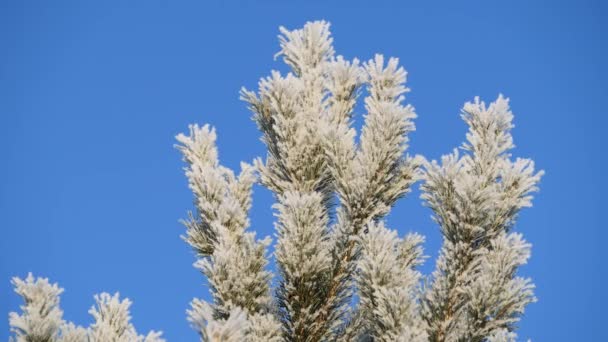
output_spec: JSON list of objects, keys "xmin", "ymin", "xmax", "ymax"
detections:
[{"xmin": 1, "ymin": 1, "xmax": 606, "ymax": 340}]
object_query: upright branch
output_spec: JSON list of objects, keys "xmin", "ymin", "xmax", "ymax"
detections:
[
  {"xmin": 241, "ymin": 21, "xmax": 345, "ymax": 341},
  {"xmin": 273, "ymin": 191, "xmax": 332, "ymax": 339},
  {"xmin": 9, "ymin": 274, "xmax": 65, "ymax": 342},
  {"xmin": 241, "ymin": 21, "xmax": 421, "ymax": 341},
  {"xmin": 420, "ymin": 95, "xmax": 543, "ymax": 341},
  {"xmin": 88, "ymin": 293, "xmax": 164, "ymax": 342},
  {"xmin": 321, "ymin": 54, "xmax": 421, "ymax": 339},
  {"xmin": 176, "ymin": 125, "xmax": 280, "ymax": 341},
  {"xmin": 241, "ymin": 21, "xmax": 335, "ymax": 205},
  {"xmin": 349, "ymin": 222, "xmax": 427, "ymax": 341}
]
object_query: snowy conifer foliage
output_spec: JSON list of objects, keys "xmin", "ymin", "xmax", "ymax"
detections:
[
  {"xmin": 177, "ymin": 21, "xmax": 542, "ymax": 341},
  {"xmin": 177, "ymin": 21, "xmax": 544, "ymax": 341},
  {"xmin": 9, "ymin": 21, "xmax": 542, "ymax": 342},
  {"xmin": 420, "ymin": 96, "xmax": 543, "ymax": 341},
  {"xmin": 8, "ymin": 273, "xmax": 164, "ymax": 342}
]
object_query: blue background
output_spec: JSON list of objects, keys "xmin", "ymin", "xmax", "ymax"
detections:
[{"xmin": 1, "ymin": 1, "xmax": 606, "ymax": 340}]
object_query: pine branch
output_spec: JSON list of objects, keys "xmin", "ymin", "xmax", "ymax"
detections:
[
  {"xmin": 421, "ymin": 96, "xmax": 543, "ymax": 341},
  {"xmin": 176, "ymin": 125, "xmax": 279, "ymax": 340}
]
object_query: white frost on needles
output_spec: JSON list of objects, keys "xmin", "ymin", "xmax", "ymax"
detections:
[
  {"xmin": 9, "ymin": 21, "xmax": 543, "ymax": 342},
  {"xmin": 9, "ymin": 273, "xmax": 164, "ymax": 342}
]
